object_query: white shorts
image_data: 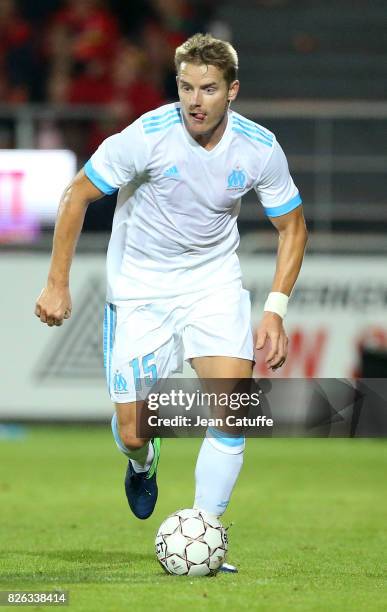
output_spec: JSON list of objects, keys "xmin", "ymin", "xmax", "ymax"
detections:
[{"xmin": 103, "ymin": 282, "xmax": 254, "ymax": 403}]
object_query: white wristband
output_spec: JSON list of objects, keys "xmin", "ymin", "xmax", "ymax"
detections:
[{"xmin": 263, "ymin": 292, "xmax": 289, "ymax": 319}]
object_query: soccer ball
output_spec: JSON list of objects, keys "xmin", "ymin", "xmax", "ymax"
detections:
[{"xmin": 155, "ymin": 508, "xmax": 228, "ymax": 576}]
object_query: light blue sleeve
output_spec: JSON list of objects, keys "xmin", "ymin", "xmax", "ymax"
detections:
[
  {"xmin": 84, "ymin": 120, "xmax": 148, "ymax": 195},
  {"xmin": 254, "ymin": 138, "xmax": 302, "ymax": 217}
]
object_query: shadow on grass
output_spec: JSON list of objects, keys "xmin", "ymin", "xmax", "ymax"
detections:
[
  {"xmin": 1, "ymin": 549, "xmax": 151, "ymax": 563},
  {"xmin": 0, "ymin": 550, "xmax": 163, "ymax": 584},
  {"xmin": 42, "ymin": 549, "xmax": 151, "ymax": 564}
]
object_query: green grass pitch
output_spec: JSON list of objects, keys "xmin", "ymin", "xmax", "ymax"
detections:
[{"xmin": 0, "ymin": 426, "xmax": 386, "ymax": 611}]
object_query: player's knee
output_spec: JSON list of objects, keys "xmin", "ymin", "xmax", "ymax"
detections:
[{"xmin": 119, "ymin": 427, "xmax": 146, "ymax": 451}]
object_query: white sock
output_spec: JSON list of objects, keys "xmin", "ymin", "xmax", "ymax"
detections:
[
  {"xmin": 129, "ymin": 443, "xmax": 154, "ymax": 473},
  {"xmin": 193, "ymin": 428, "xmax": 245, "ymax": 517},
  {"xmin": 111, "ymin": 413, "xmax": 154, "ymax": 473}
]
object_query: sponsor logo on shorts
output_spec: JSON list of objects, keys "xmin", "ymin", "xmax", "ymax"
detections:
[
  {"xmin": 113, "ymin": 371, "xmax": 128, "ymax": 394},
  {"xmin": 227, "ymin": 168, "xmax": 247, "ymax": 190}
]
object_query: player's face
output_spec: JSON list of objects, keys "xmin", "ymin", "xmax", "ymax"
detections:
[{"xmin": 177, "ymin": 62, "xmax": 239, "ymax": 144}]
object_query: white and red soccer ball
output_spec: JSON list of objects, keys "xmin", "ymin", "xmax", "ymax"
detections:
[{"xmin": 155, "ymin": 508, "xmax": 228, "ymax": 576}]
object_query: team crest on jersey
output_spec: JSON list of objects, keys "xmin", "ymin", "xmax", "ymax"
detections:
[{"xmin": 227, "ymin": 168, "xmax": 247, "ymax": 190}]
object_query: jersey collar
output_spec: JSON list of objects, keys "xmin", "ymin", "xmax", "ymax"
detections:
[{"xmin": 179, "ymin": 107, "xmax": 232, "ymax": 157}]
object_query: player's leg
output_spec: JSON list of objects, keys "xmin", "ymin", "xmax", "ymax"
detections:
[
  {"xmin": 191, "ymin": 355, "xmax": 253, "ymax": 574},
  {"xmin": 104, "ymin": 300, "xmax": 180, "ymax": 519},
  {"xmin": 111, "ymin": 400, "xmax": 161, "ymax": 520},
  {"xmin": 191, "ymin": 356, "xmax": 253, "ymax": 518},
  {"xmin": 112, "ymin": 400, "xmax": 151, "ymax": 465},
  {"xmin": 183, "ymin": 284, "xmax": 254, "ymax": 520},
  {"xmin": 192, "ymin": 355, "xmax": 253, "ymax": 378}
]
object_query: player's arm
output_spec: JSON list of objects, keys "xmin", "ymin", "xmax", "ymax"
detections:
[
  {"xmin": 34, "ymin": 169, "xmax": 104, "ymax": 327},
  {"xmin": 267, "ymin": 204, "xmax": 308, "ymax": 296},
  {"xmin": 256, "ymin": 205, "xmax": 308, "ymax": 369}
]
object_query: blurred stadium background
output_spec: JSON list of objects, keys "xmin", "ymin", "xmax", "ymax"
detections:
[{"xmin": 0, "ymin": 0, "xmax": 386, "ymax": 420}]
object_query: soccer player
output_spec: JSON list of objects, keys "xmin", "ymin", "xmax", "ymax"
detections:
[{"xmin": 35, "ymin": 34, "xmax": 307, "ymax": 570}]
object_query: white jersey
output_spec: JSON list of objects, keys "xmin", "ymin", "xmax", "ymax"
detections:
[{"xmin": 85, "ymin": 102, "xmax": 301, "ymax": 303}]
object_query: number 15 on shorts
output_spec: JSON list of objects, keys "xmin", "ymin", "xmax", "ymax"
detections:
[{"xmin": 129, "ymin": 353, "xmax": 158, "ymax": 391}]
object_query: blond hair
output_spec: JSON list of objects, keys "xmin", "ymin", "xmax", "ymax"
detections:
[{"xmin": 175, "ymin": 33, "xmax": 238, "ymax": 85}]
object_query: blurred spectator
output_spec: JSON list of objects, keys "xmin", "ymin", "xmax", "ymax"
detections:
[
  {"xmin": 69, "ymin": 42, "xmax": 164, "ymax": 113},
  {"xmin": 143, "ymin": 0, "xmax": 207, "ymax": 98},
  {"xmin": 69, "ymin": 41, "xmax": 165, "ymax": 153},
  {"xmin": 3, "ymin": 0, "xmax": 217, "ymax": 106},
  {"xmin": 51, "ymin": 0, "xmax": 119, "ymax": 62},
  {"xmin": 44, "ymin": 0, "xmax": 119, "ymax": 81},
  {"xmin": 71, "ymin": 61, "xmax": 108, "ymax": 105},
  {"xmin": 151, "ymin": 0, "xmax": 202, "ymax": 47},
  {"xmin": 0, "ymin": 0, "xmax": 37, "ymax": 102},
  {"xmin": 46, "ymin": 68, "xmax": 71, "ymax": 106},
  {"xmin": 2, "ymin": 0, "xmax": 219, "ymax": 157}
]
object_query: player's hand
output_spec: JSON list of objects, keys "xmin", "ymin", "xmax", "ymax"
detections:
[
  {"xmin": 255, "ymin": 312, "xmax": 288, "ymax": 370},
  {"xmin": 34, "ymin": 284, "xmax": 72, "ymax": 327}
]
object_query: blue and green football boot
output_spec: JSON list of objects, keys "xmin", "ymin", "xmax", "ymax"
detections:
[{"xmin": 124, "ymin": 437, "xmax": 161, "ymax": 520}]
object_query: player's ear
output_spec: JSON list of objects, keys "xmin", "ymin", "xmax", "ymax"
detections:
[{"xmin": 228, "ymin": 80, "xmax": 240, "ymax": 103}]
